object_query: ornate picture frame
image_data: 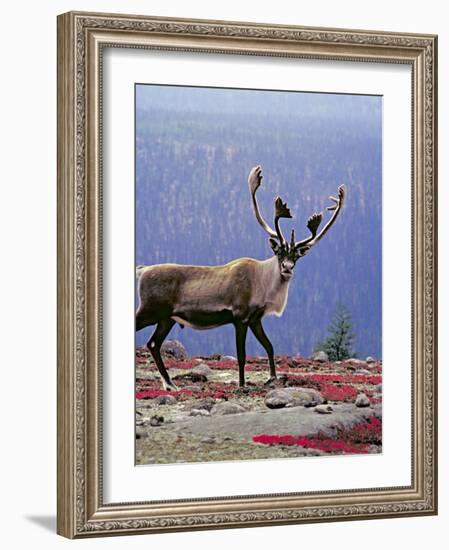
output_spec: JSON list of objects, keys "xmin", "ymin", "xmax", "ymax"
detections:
[{"xmin": 57, "ymin": 11, "xmax": 437, "ymax": 538}]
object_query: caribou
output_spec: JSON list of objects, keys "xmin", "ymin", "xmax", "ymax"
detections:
[{"xmin": 136, "ymin": 166, "xmax": 345, "ymax": 389}]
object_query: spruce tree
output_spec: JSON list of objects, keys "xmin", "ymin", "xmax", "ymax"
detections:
[{"xmin": 314, "ymin": 302, "xmax": 356, "ymax": 361}]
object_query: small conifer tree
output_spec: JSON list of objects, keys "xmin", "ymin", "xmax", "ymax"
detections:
[{"xmin": 314, "ymin": 302, "xmax": 356, "ymax": 361}]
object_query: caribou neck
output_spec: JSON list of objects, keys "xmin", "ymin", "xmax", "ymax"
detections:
[
  {"xmin": 262, "ymin": 256, "xmax": 292, "ymax": 285},
  {"xmin": 257, "ymin": 256, "xmax": 292, "ymax": 317}
]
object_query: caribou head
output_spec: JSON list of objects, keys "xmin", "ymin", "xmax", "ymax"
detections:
[{"xmin": 248, "ymin": 165, "xmax": 346, "ymax": 281}]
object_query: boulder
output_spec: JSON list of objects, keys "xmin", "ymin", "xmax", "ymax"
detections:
[
  {"xmin": 190, "ymin": 408, "xmax": 211, "ymax": 417},
  {"xmin": 161, "ymin": 339, "xmax": 187, "ymax": 359},
  {"xmin": 149, "ymin": 415, "xmax": 164, "ymax": 426},
  {"xmin": 355, "ymin": 369, "xmax": 371, "ymax": 376},
  {"xmin": 265, "ymin": 387, "xmax": 324, "ymax": 409},
  {"xmin": 210, "ymin": 402, "xmax": 247, "ymax": 415},
  {"xmin": 315, "ymin": 404, "xmax": 333, "ymax": 414},
  {"xmin": 311, "ymin": 351, "xmax": 329, "ymax": 363},
  {"xmin": 173, "ymin": 372, "xmax": 207, "ymax": 383},
  {"xmin": 347, "ymin": 358, "xmax": 366, "ymax": 366},
  {"xmin": 153, "ymin": 394, "xmax": 177, "ymax": 405},
  {"xmin": 183, "ymin": 397, "xmax": 216, "ymax": 412},
  {"xmin": 355, "ymin": 393, "xmax": 371, "ymax": 408},
  {"xmin": 191, "ymin": 363, "xmax": 213, "ymax": 377},
  {"xmin": 366, "ymin": 356, "xmax": 376, "ymax": 364}
]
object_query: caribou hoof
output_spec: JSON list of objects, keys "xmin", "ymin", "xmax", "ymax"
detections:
[
  {"xmin": 264, "ymin": 376, "xmax": 278, "ymax": 386},
  {"xmin": 163, "ymin": 380, "xmax": 178, "ymax": 391}
]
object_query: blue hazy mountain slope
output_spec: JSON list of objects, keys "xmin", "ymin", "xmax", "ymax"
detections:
[{"xmin": 135, "ymin": 85, "xmax": 382, "ymax": 358}]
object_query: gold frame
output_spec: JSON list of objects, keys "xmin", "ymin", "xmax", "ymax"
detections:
[{"xmin": 57, "ymin": 11, "xmax": 438, "ymax": 538}]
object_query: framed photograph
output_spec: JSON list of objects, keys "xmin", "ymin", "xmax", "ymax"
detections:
[{"xmin": 57, "ymin": 11, "xmax": 438, "ymax": 538}]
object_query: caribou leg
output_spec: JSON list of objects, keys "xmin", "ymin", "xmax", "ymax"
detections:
[
  {"xmin": 235, "ymin": 321, "xmax": 248, "ymax": 387},
  {"xmin": 147, "ymin": 318, "xmax": 177, "ymax": 390},
  {"xmin": 249, "ymin": 319, "xmax": 277, "ymax": 384},
  {"xmin": 135, "ymin": 308, "xmax": 150, "ymax": 332}
]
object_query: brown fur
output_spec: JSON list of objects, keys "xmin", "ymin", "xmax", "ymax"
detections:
[{"xmin": 135, "ymin": 256, "xmax": 289, "ymax": 388}]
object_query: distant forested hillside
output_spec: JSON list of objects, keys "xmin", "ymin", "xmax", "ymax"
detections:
[{"xmin": 135, "ymin": 84, "xmax": 382, "ymax": 358}]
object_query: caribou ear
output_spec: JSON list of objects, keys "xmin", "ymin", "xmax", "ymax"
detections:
[
  {"xmin": 295, "ymin": 244, "xmax": 311, "ymax": 257},
  {"xmin": 269, "ymin": 237, "xmax": 282, "ymax": 255}
]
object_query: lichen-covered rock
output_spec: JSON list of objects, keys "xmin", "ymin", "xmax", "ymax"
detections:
[
  {"xmin": 149, "ymin": 415, "xmax": 164, "ymax": 426},
  {"xmin": 183, "ymin": 397, "xmax": 216, "ymax": 412},
  {"xmin": 355, "ymin": 393, "xmax": 371, "ymax": 408},
  {"xmin": 315, "ymin": 404, "xmax": 333, "ymax": 414},
  {"xmin": 311, "ymin": 351, "xmax": 329, "ymax": 363},
  {"xmin": 355, "ymin": 369, "xmax": 371, "ymax": 375},
  {"xmin": 264, "ymin": 390, "xmax": 290, "ymax": 409},
  {"xmin": 190, "ymin": 408, "xmax": 211, "ymax": 417},
  {"xmin": 265, "ymin": 387, "xmax": 324, "ymax": 409},
  {"xmin": 347, "ymin": 358, "xmax": 366, "ymax": 366},
  {"xmin": 153, "ymin": 394, "xmax": 177, "ymax": 405},
  {"xmin": 211, "ymin": 402, "xmax": 247, "ymax": 415},
  {"xmin": 191, "ymin": 363, "xmax": 213, "ymax": 377},
  {"xmin": 173, "ymin": 372, "xmax": 207, "ymax": 383},
  {"xmin": 160, "ymin": 339, "xmax": 187, "ymax": 359}
]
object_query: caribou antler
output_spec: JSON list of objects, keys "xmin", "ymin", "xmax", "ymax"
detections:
[
  {"xmin": 248, "ymin": 166, "xmax": 292, "ymax": 246},
  {"xmin": 248, "ymin": 166, "xmax": 277, "ymax": 239},
  {"xmin": 295, "ymin": 184, "xmax": 346, "ymax": 252},
  {"xmin": 274, "ymin": 196, "xmax": 292, "ymax": 246},
  {"xmin": 248, "ymin": 166, "xmax": 345, "ymax": 254}
]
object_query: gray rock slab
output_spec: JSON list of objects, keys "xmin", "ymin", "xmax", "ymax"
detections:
[
  {"xmin": 158, "ymin": 403, "xmax": 381, "ymax": 439},
  {"xmin": 211, "ymin": 402, "xmax": 247, "ymax": 415}
]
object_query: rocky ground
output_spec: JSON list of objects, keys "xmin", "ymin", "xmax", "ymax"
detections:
[{"xmin": 135, "ymin": 343, "xmax": 382, "ymax": 465}]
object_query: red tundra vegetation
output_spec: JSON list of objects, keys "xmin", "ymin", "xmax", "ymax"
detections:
[
  {"xmin": 253, "ymin": 416, "xmax": 382, "ymax": 454},
  {"xmin": 135, "ymin": 347, "xmax": 382, "ymax": 460}
]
